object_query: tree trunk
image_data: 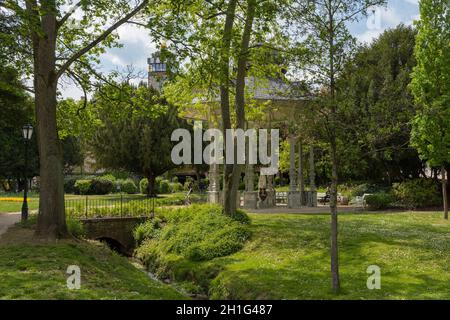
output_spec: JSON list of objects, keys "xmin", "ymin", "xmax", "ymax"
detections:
[
  {"xmin": 219, "ymin": 0, "xmax": 238, "ymax": 216},
  {"xmin": 146, "ymin": 173, "xmax": 156, "ymax": 198},
  {"xmin": 330, "ymin": 137, "xmax": 340, "ymax": 293},
  {"xmin": 442, "ymin": 166, "xmax": 448, "ymax": 220},
  {"xmin": 224, "ymin": 0, "xmax": 256, "ymax": 216},
  {"xmin": 34, "ymin": 7, "xmax": 68, "ymax": 239}
]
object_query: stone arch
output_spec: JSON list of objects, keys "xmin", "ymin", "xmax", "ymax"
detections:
[{"xmin": 96, "ymin": 237, "xmax": 128, "ymax": 255}]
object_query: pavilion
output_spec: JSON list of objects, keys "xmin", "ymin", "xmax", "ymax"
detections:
[{"xmin": 148, "ymin": 50, "xmax": 318, "ymax": 209}]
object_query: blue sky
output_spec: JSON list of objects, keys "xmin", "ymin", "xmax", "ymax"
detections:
[{"xmin": 61, "ymin": 0, "xmax": 420, "ymax": 99}]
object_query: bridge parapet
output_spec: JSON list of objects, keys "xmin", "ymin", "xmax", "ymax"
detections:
[{"xmin": 80, "ymin": 216, "xmax": 150, "ymax": 255}]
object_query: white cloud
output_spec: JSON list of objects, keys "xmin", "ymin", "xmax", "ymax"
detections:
[
  {"xmin": 102, "ymin": 52, "xmax": 128, "ymax": 67},
  {"xmin": 356, "ymin": 29, "xmax": 384, "ymax": 44},
  {"xmin": 356, "ymin": 6, "xmax": 404, "ymax": 44},
  {"xmin": 381, "ymin": 7, "xmax": 403, "ymax": 26}
]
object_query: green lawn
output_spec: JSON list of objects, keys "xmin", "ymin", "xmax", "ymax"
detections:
[
  {"xmin": 0, "ymin": 226, "xmax": 186, "ymax": 300},
  {"xmin": 173, "ymin": 211, "xmax": 450, "ymax": 299}
]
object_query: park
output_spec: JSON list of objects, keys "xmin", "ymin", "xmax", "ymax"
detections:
[{"xmin": 1, "ymin": 0, "xmax": 450, "ymax": 301}]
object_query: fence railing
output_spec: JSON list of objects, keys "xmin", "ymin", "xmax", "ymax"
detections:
[
  {"xmin": 65, "ymin": 196, "xmax": 156, "ymax": 219},
  {"xmin": 65, "ymin": 193, "xmax": 208, "ymax": 219},
  {"xmin": 276, "ymin": 192, "xmax": 288, "ymax": 205}
]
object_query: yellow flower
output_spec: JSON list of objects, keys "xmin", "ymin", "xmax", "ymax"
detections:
[{"xmin": 0, "ymin": 198, "xmax": 25, "ymax": 202}]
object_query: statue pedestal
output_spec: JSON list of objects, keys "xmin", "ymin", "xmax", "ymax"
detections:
[
  {"xmin": 208, "ymin": 191, "xmax": 221, "ymax": 204},
  {"xmin": 304, "ymin": 191, "xmax": 317, "ymax": 207},
  {"xmin": 288, "ymin": 191, "xmax": 302, "ymax": 208},
  {"xmin": 243, "ymin": 191, "xmax": 258, "ymax": 209},
  {"xmin": 257, "ymin": 197, "xmax": 270, "ymax": 209},
  {"xmin": 267, "ymin": 191, "xmax": 276, "ymax": 207}
]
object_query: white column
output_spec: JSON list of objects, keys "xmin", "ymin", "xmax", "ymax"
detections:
[
  {"xmin": 289, "ymin": 136, "xmax": 297, "ymax": 192},
  {"xmin": 298, "ymin": 140, "xmax": 305, "ymax": 205},
  {"xmin": 208, "ymin": 163, "xmax": 220, "ymax": 204},
  {"xmin": 288, "ymin": 136, "xmax": 301, "ymax": 208},
  {"xmin": 308, "ymin": 145, "xmax": 317, "ymax": 207}
]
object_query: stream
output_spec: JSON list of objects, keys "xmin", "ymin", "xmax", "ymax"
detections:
[{"xmin": 128, "ymin": 257, "xmax": 208, "ymax": 300}]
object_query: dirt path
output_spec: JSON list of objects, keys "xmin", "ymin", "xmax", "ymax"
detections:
[
  {"xmin": 246, "ymin": 205, "xmax": 364, "ymax": 214},
  {"xmin": 0, "ymin": 212, "xmax": 21, "ymax": 237}
]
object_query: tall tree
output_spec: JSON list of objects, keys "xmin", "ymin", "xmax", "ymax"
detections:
[
  {"xmin": 337, "ymin": 25, "xmax": 422, "ymax": 183},
  {"xmin": 90, "ymin": 83, "xmax": 188, "ymax": 196},
  {"xmin": 0, "ymin": 66, "xmax": 38, "ymax": 184},
  {"xmin": 1, "ymin": 0, "xmax": 150, "ymax": 238},
  {"xmin": 410, "ymin": 0, "xmax": 450, "ymax": 220},
  {"xmin": 290, "ymin": 0, "xmax": 386, "ymax": 293},
  {"xmin": 147, "ymin": 0, "xmax": 284, "ymax": 216}
]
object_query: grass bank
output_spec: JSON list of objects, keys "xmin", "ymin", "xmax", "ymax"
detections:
[
  {"xmin": 137, "ymin": 211, "xmax": 450, "ymax": 299},
  {"xmin": 0, "ymin": 225, "xmax": 186, "ymax": 299}
]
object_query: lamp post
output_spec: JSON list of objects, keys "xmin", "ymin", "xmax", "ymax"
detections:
[{"xmin": 21, "ymin": 124, "xmax": 33, "ymax": 222}]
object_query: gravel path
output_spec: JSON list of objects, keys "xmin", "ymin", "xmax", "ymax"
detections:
[
  {"xmin": 0, "ymin": 212, "xmax": 21, "ymax": 237},
  {"xmin": 246, "ymin": 205, "xmax": 364, "ymax": 214}
]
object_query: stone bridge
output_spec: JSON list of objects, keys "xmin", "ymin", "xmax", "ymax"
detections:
[{"xmin": 80, "ymin": 216, "xmax": 150, "ymax": 255}]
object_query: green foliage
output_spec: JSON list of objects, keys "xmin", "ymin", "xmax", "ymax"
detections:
[
  {"xmin": 66, "ymin": 218, "xmax": 85, "ymax": 238},
  {"xmin": 392, "ymin": 179, "xmax": 441, "ymax": 209},
  {"xmin": 365, "ymin": 192, "xmax": 395, "ymax": 210},
  {"xmin": 410, "ymin": 0, "xmax": 450, "ymax": 168},
  {"xmin": 140, "ymin": 178, "xmax": 148, "ymax": 194},
  {"xmin": 89, "ymin": 177, "xmax": 114, "ymax": 195},
  {"xmin": 0, "ymin": 66, "xmax": 38, "ymax": 180},
  {"xmin": 347, "ymin": 183, "xmax": 387, "ymax": 198},
  {"xmin": 336, "ymin": 25, "xmax": 421, "ymax": 183},
  {"xmin": 61, "ymin": 136, "xmax": 84, "ymax": 174},
  {"xmin": 74, "ymin": 180, "xmax": 92, "ymax": 195},
  {"xmin": 99, "ymin": 174, "xmax": 117, "ymax": 183},
  {"xmin": 64, "ymin": 177, "xmax": 78, "ymax": 194},
  {"xmin": 169, "ymin": 182, "xmax": 184, "ymax": 193},
  {"xmin": 159, "ymin": 179, "xmax": 171, "ymax": 194},
  {"xmin": 135, "ymin": 205, "xmax": 250, "ymax": 281},
  {"xmin": 90, "ymin": 83, "xmax": 190, "ymax": 196},
  {"xmin": 118, "ymin": 179, "xmax": 138, "ymax": 194},
  {"xmin": 133, "ymin": 218, "xmax": 164, "ymax": 246},
  {"xmin": 74, "ymin": 177, "xmax": 114, "ymax": 195}
]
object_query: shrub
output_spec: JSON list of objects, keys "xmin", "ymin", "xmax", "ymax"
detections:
[
  {"xmin": 159, "ymin": 179, "xmax": 171, "ymax": 194},
  {"xmin": 199, "ymin": 178, "xmax": 209, "ymax": 191},
  {"xmin": 140, "ymin": 178, "xmax": 148, "ymax": 194},
  {"xmin": 99, "ymin": 174, "xmax": 116, "ymax": 183},
  {"xmin": 118, "ymin": 179, "xmax": 138, "ymax": 194},
  {"xmin": 365, "ymin": 192, "xmax": 394, "ymax": 210},
  {"xmin": 89, "ymin": 177, "xmax": 114, "ymax": 195},
  {"xmin": 351, "ymin": 183, "xmax": 385, "ymax": 197},
  {"xmin": 74, "ymin": 180, "xmax": 92, "ymax": 195},
  {"xmin": 155, "ymin": 177, "xmax": 163, "ymax": 192},
  {"xmin": 134, "ymin": 204, "xmax": 251, "ymax": 263},
  {"xmin": 133, "ymin": 217, "xmax": 164, "ymax": 245},
  {"xmin": 67, "ymin": 217, "xmax": 85, "ymax": 238},
  {"xmin": 183, "ymin": 177, "xmax": 195, "ymax": 191},
  {"xmin": 170, "ymin": 182, "xmax": 184, "ymax": 193},
  {"xmin": 64, "ymin": 178, "xmax": 78, "ymax": 194},
  {"xmin": 392, "ymin": 179, "xmax": 441, "ymax": 209}
]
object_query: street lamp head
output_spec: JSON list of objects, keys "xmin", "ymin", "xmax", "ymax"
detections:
[{"xmin": 22, "ymin": 124, "xmax": 33, "ymax": 140}]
